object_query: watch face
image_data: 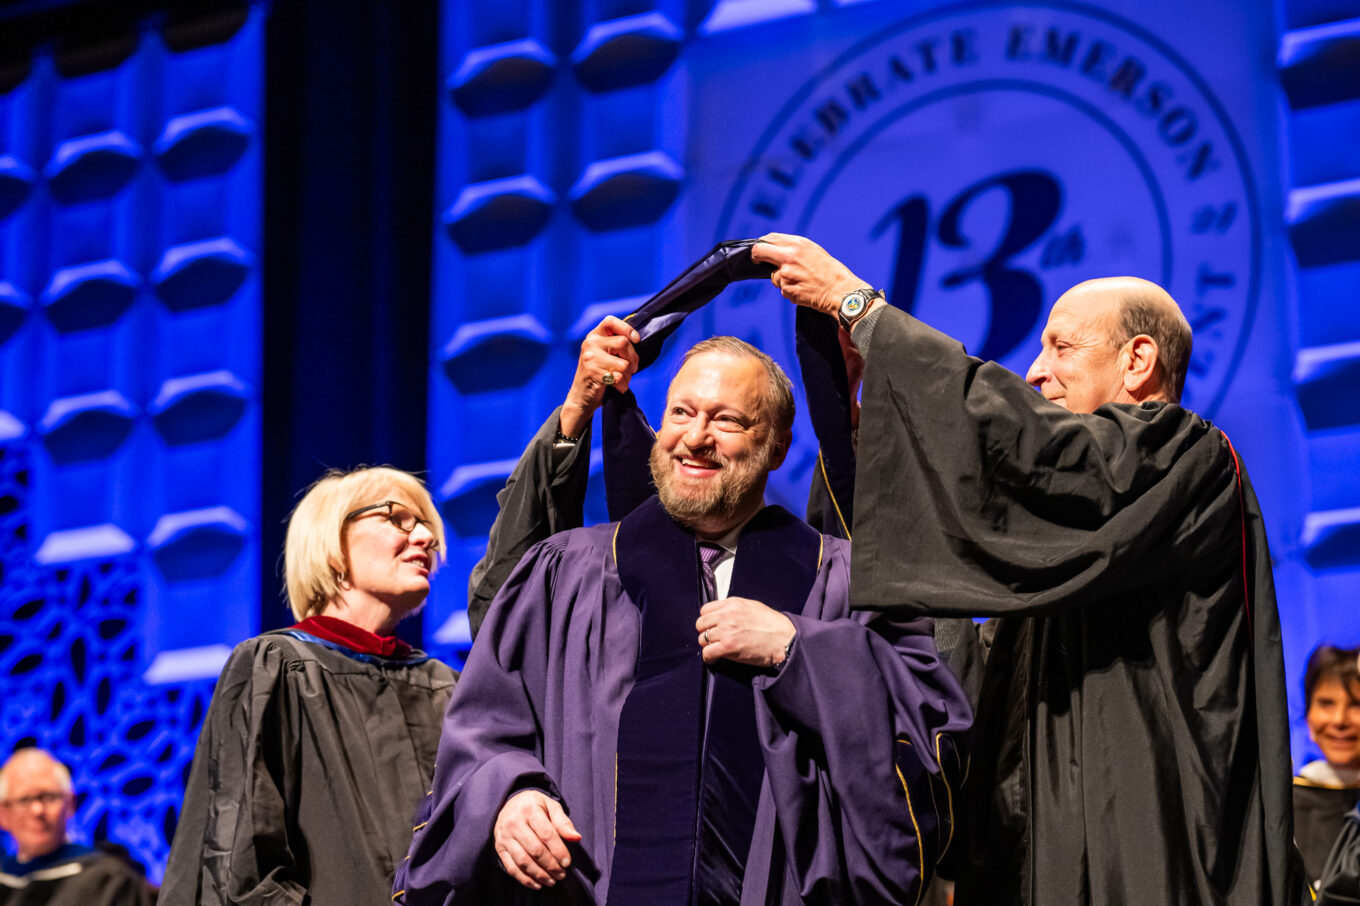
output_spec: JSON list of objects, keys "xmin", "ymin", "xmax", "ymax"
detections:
[{"xmin": 841, "ymin": 293, "xmax": 866, "ymax": 317}]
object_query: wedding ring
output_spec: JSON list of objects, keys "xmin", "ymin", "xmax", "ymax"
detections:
[{"xmin": 704, "ymin": 629, "xmax": 711, "ymax": 645}]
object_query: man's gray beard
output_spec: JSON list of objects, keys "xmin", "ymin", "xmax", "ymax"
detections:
[{"xmin": 649, "ymin": 440, "xmax": 771, "ymax": 528}]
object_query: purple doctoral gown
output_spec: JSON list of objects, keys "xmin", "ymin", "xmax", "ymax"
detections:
[{"xmin": 395, "ymin": 504, "xmax": 972, "ymax": 906}]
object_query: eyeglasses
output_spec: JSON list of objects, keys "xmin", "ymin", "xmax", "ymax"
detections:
[
  {"xmin": 345, "ymin": 501, "xmax": 440, "ymax": 551},
  {"xmin": 1, "ymin": 791, "xmax": 65, "ymax": 809}
]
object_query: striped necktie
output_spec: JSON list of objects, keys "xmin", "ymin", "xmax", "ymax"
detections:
[{"xmin": 698, "ymin": 541, "xmax": 725, "ymax": 601}]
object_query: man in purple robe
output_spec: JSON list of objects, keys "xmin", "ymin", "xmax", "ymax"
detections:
[{"xmin": 395, "ymin": 334, "xmax": 972, "ymax": 906}]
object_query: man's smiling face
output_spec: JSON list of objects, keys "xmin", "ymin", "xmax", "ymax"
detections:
[{"xmin": 649, "ymin": 350, "xmax": 777, "ymax": 539}]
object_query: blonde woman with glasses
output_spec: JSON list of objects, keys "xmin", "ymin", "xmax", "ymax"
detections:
[{"xmin": 162, "ymin": 466, "xmax": 457, "ymax": 906}]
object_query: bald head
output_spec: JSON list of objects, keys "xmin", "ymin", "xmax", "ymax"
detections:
[
  {"xmin": 1078, "ymin": 277, "xmax": 1191, "ymax": 401},
  {"xmin": 0, "ymin": 749, "xmax": 74, "ymax": 862},
  {"xmin": 1026, "ymin": 277, "xmax": 1191, "ymax": 413},
  {"xmin": 0, "ymin": 749, "xmax": 70, "ymax": 800}
]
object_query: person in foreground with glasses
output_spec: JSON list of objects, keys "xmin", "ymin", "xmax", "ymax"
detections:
[
  {"xmin": 161, "ymin": 466, "xmax": 457, "ymax": 906},
  {"xmin": 0, "ymin": 748, "xmax": 150, "ymax": 906}
]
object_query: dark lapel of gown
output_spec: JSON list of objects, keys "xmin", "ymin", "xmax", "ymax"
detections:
[{"xmin": 609, "ymin": 496, "xmax": 820, "ymax": 906}]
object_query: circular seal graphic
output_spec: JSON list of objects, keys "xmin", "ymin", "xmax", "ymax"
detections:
[{"xmin": 714, "ymin": 1, "xmax": 1259, "ymax": 500}]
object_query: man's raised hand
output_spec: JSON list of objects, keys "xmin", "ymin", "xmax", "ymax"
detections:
[
  {"xmin": 560, "ymin": 316, "xmax": 641, "ymax": 439},
  {"xmin": 750, "ymin": 233, "xmax": 869, "ymax": 318}
]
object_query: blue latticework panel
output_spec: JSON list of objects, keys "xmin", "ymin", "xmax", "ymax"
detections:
[{"xmin": 0, "ymin": 8, "xmax": 262, "ymax": 882}]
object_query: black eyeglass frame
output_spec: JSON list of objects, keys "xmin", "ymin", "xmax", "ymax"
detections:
[
  {"xmin": 344, "ymin": 500, "xmax": 440, "ymax": 551},
  {"xmin": 1, "ymin": 791, "xmax": 67, "ymax": 809}
]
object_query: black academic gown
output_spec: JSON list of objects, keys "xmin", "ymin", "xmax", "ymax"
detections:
[
  {"xmin": 1294, "ymin": 770, "xmax": 1360, "ymax": 888},
  {"xmin": 851, "ymin": 307, "xmax": 1303, "ymax": 905},
  {"xmin": 0, "ymin": 845, "xmax": 149, "ymax": 906},
  {"xmin": 161, "ymin": 630, "xmax": 456, "ymax": 905},
  {"xmin": 466, "ymin": 410, "xmax": 591, "ymax": 638},
  {"xmin": 1319, "ymin": 805, "xmax": 1360, "ymax": 905}
]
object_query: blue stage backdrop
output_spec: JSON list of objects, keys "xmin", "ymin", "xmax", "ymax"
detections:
[
  {"xmin": 427, "ymin": 0, "xmax": 1360, "ymax": 771},
  {"xmin": 0, "ymin": 6, "xmax": 262, "ymax": 880}
]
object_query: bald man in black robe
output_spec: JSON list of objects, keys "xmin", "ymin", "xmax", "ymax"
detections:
[
  {"xmin": 752, "ymin": 234, "xmax": 1306, "ymax": 906},
  {"xmin": 0, "ymin": 749, "xmax": 149, "ymax": 906}
]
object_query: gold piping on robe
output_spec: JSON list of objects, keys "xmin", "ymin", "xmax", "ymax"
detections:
[
  {"xmin": 935, "ymin": 732, "xmax": 956, "ymax": 858},
  {"xmin": 895, "ymin": 737, "xmax": 926, "ymax": 906},
  {"xmin": 818, "ymin": 450, "xmax": 851, "ymax": 540},
  {"xmin": 1292, "ymin": 774, "xmax": 1360, "ymax": 790}
]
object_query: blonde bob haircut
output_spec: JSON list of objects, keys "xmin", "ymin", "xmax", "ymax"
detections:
[{"xmin": 283, "ymin": 466, "xmax": 446, "ymax": 621}]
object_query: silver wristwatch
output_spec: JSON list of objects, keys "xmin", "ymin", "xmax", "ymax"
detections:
[{"xmin": 837, "ymin": 288, "xmax": 884, "ymax": 331}]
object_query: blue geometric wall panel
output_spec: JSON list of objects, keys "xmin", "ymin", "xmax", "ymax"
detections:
[
  {"xmin": 569, "ymin": 151, "xmax": 686, "ymax": 232},
  {"xmin": 1301, "ymin": 505, "xmax": 1360, "ymax": 569},
  {"xmin": 440, "ymin": 314, "xmax": 552, "ymax": 393},
  {"xmin": 439, "ymin": 459, "xmax": 520, "ymax": 540},
  {"xmin": 1278, "ymin": 0, "xmax": 1360, "ymax": 769},
  {"xmin": 149, "ymin": 370, "xmax": 251, "ymax": 444},
  {"xmin": 1278, "ymin": 16, "xmax": 1360, "ymax": 109},
  {"xmin": 0, "ymin": 8, "xmax": 263, "ymax": 883},
  {"xmin": 430, "ymin": 0, "xmax": 1355, "ymax": 774},
  {"xmin": 38, "ymin": 391, "xmax": 137, "ymax": 463},
  {"xmin": 154, "ymin": 106, "xmax": 255, "ymax": 181},
  {"xmin": 46, "ymin": 131, "xmax": 143, "ymax": 205},
  {"xmin": 571, "ymin": 12, "xmax": 684, "ymax": 93},
  {"xmin": 443, "ymin": 174, "xmax": 557, "ymax": 253},
  {"xmin": 1294, "ymin": 339, "xmax": 1360, "ymax": 431},
  {"xmin": 449, "ymin": 39, "xmax": 557, "ymax": 117},
  {"xmin": 151, "ymin": 238, "xmax": 254, "ymax": 312},
  {"xmin": 41, "ymin": 260, "xmax": 140, "ymax": 334},
  {"xmin": 0, "ymin": 157, "xmax": 37, "ymax": 220}
]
